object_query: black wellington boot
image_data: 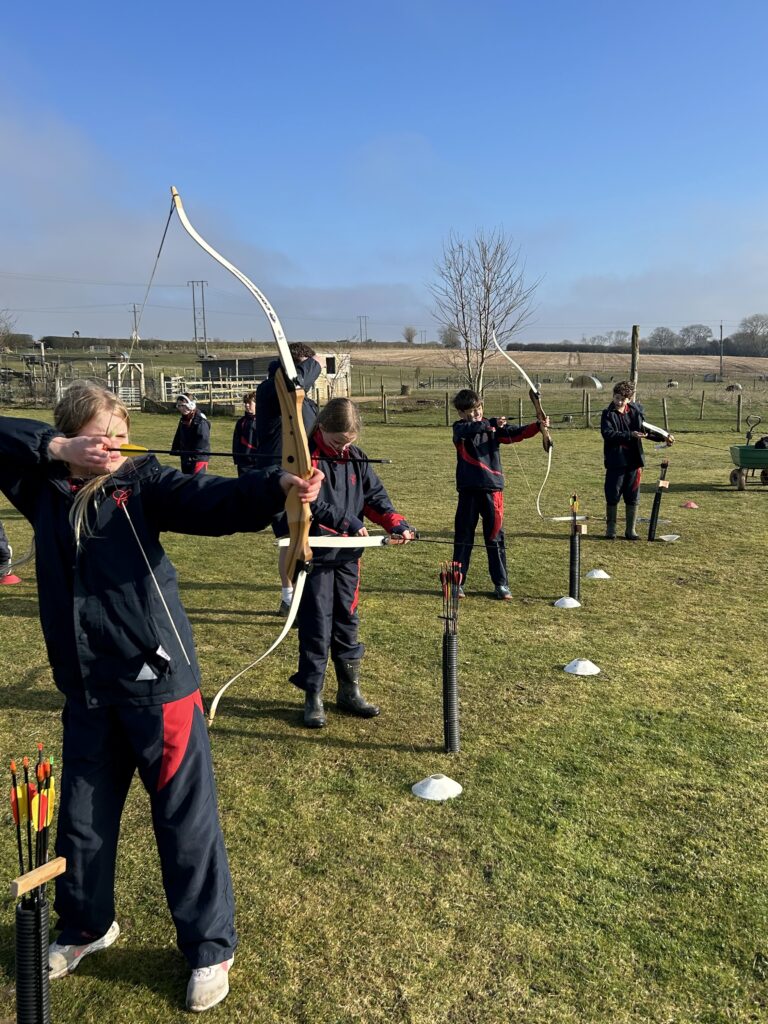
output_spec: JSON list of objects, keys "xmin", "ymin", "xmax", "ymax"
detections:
[
  {"xmin": 605, "ymin": 504, "xmax": 618, "ymax": 540},
  {"xmin": 303, "ymin": 692, "xmax": 326, "ymax": 728},
  {"xmin": 334, "ymin": 659, "xmax": 380, "ymax": 718},
  {"xmin": 625, "ymin": 504, "xmax": 640, "ymax": 541}
]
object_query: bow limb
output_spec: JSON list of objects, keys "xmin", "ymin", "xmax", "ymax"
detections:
[
  {"xmin": 491, "ymin": 330, "xmax": 553, "ymax": 454},
  {"xmin": 170, "ymin": 187, "xmax": 314, "ymax": 720},
  {"xmin": 491, "ymin": 330, "xmax": 553, "ymax": 517}
]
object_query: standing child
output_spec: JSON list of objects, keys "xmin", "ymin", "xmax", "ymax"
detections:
[
  {"xmin": 255, "ymin": 343, "xmax": 321, "ymax": 614},
  {"xmin": 452, "ymin": 388, "xmax": 548, "ymax": 599},
  {"xmin": 286, "ymin": 397, "xmax": 415, "ymax": 728},
  {"xmin": 0, "ymin": 383, "xmax": 322, "ymax": 1012},
  {"xmin": 600, "ymin": 380, "xmax": 674, "ymax": 540},
  {"xmin": 231, "ymin": 391, "xmax": 259, "ymax": 475},
  {"xmin": 172, "ymin": 393, "xmax": 211, "ymax": 474}
]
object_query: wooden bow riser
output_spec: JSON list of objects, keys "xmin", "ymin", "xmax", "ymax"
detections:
[
  {"xmin": 275, "ymin": 372, "xmax": 314, "ymax": 582},
  {"xmin": 528, "ymin": 388, "xmax": 553, "ymax": 452}
]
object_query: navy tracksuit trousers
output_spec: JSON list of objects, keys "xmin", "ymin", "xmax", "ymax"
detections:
[
  {"xmin": 604, "ymin": 467, "xmax": 642, "ymax": 506},
  {"xmin": 290, "ymin": 561, "xmax": 365, "ymax": 695},
  {"xmin": 452, "ymin": 488, "xmax": 508, "ymax": 587},
  {"xmin": 54, "ymin": 691, "xmax": 236, "ymax": 969}
]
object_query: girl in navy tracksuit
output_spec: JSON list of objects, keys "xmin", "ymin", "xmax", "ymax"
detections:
[
  {"xmin": 231, "ymin": 390, "xmax": 259, "ymax": 475},
  {"xmin": 452, "ymin": 388, "xmax": 547, "ymax": 599},
  {"xmin": 285, "ymin": 397, "xmax": 415, "ymax": 729},
  {"xmin": 600, "ymin": 380, "xmax": 674, "ymax": 539},
  {"xmin": 0, "ymin": 383, "xmax": 321, "ymax": 1012},
  {"xmin": 172, "ymin": 393, "xmax": 211, "ymax": 474}
]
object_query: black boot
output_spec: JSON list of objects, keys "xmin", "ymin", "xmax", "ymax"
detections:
[
  {"xmin": 303, "ymin": 692, "xmax": 326, "ymax": 728},
  {"xmin": 605, "ymin": 504, "xmax": 618, "ymax": 540},
  {"xmin": 625, "ymin": 504, "xmax": 639, "ymax": 541},
  {"xmin": 334, "ymin": 659, "xmax": 380, "ymax": 718}
]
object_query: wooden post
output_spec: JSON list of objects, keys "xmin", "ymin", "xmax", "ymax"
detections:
[
  {"xmin": 159, "ymin": 370, "xmax": 166, "ymax": 403},
  {"xmin": 699, "ymin": 389, "xmax": 705, "ymax": 420},
  {"xmin": 359, "ymin": 371, "xmax": 365, "ymax": 395},
  {"xmin": 581, "ymin": 388, "xmax": 586, "ymax": 414},
  {"xmin": 630, "ymin": 325, "xmax": 640, "ymax": 390},
  {"xmin": 586, "ymin": 393, "xmax": 592, "ymax": 428},
  {"xmin": 445, "ymin": 392, "xmax": 450, "ymax": 426},
  {"xmin": 662, "ymin": 397, "xmax": 669, "ymax": 433},
  {"xmin": 383, "ymin": 394, "xmax": 389, "ymax": 424},
  {"xmin": 518, "ymin": 397, "xmax": 523, "ymax": 424},
  {"xmin": 380, "ymin": 382, "xmax": 385, "ymax": 410},
  {"xmin": 736, "ymin": 392, "xmax": 742, "ymax": 433}
]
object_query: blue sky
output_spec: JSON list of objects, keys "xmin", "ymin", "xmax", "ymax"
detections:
[{"xmin": 1, "ymin": 0, "xmax": 766, "ymax": 344}]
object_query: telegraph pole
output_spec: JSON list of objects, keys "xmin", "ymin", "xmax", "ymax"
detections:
[
  {"xmin": 719, "ymin": 321, "xmax": 724, "ymax": 380},
  {"xmin": 358, "ymin": 314, "xmax": 368, "ymax": 343},
  {"xmin": 188, "ymin": 281, "xmax": 209, "ymax": 357}
]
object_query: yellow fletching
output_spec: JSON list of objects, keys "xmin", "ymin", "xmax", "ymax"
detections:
[
  {"xmin": 118, "ymin": 444, "xmax": 150, "ymax": 454},
  {"xmin": 46, "ymin": 779, "xmax": 56, "ymax": 826}
]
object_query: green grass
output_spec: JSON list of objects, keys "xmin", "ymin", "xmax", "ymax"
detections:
[{"xmin": 1, "ymin": 404, "xmax": 767, "ymax": 1023}]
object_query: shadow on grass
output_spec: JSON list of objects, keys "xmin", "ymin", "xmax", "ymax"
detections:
[
  {"xmin": 0, "ymin": 668, "xmax": 62, "ymax": 714},
  {"xmin": 0, "ymin": 593, "xmax": 40, "ymax": 617},
  {"xmin": 208, "ymin": 699, "xmax": 438, "ymax": 752}
]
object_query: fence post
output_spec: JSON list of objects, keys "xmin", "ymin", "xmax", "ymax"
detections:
[
  {"xmin": 380, "ymin": 382, "xmax": 385, "ymax": 410},
  {"xmin": 445, "ymin": 392, "xmax": 450, "ymax": 426},
  {"xmin": 699, "ymin": 390, "xmax": 705, "ymax": 420},
  {"xmin": 581, "ymin": 388, "xmax": 586, "ymax": 414},
  {"xmin": 586, "ymin": 393, "xmax": 592, "ymax": 428},
  {"xmin": 518, "ymin": 397, "xmax": 523, "ymax": 424},
  {"xmin": 662, "ymin": 397, "xmax": 669, "ymax": 432},
  {"xmin": 383, "ymin": 394, "xmax": 389, "ymax": 424},
  {"xmin": 736, "ymin": 392, "xmax": 742, "ymax": 433}
]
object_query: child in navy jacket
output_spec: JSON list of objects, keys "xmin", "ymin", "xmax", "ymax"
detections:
[
  {"xmin": 0, "ymin": 383, "xmax": 322, "ymax": 1012},
  {"xmin": 282, "ymin": 398, "xmax": 415, "ymax": 728},
  {"xmin": 600, "ymin": 380, "xmax": 674, "ymax": 539},
  {"xmin": 452, "ymin": 388, "xmax": 548, "ymax": 599}
]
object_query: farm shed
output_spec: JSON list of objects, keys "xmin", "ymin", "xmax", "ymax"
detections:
[{"xmin": 570, "ymin": 375, "xmax": 603, "ymax": 389}]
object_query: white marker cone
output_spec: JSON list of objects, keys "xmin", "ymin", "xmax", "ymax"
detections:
[
  {"xmin": 658, "ymin": 534, "xmax": 680, "ymax": 543},
  {"xmin": 585, "ymin": 569, "xmax": 610, "ymax": 579},
  {"xmin": 554, "ymin": 596, "xmax": 581, "ymax": 608},
  {"xmin": 411, "ymin": 774, "xmax": 463, "ymax": 801},
  {"xmin": 564, "ymin": 658, "xmax": 601, "ymax": 676}
]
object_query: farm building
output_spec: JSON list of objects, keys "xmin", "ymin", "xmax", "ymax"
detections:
[{"xmin": 157, "ymin": 351, "xmax": 351, "ymax": 407}]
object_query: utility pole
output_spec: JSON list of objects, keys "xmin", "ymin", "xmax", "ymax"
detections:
[
  {"xmin": 719, "ymin": 321, "xmax": 724, "ymax": 380},
  {"xmin": 420, "ymin": 330, "xmax": 426, "ymax": 344},
  {"xmin": 130, "ymin": 303, "xmax": 140, "ymax": 350},
  {"xmin": 358, "ymin": 315, "xmax": 368, "ymax": 343},
  {"xmin": 188, "ymin": 281, "xmax": 209, "ymax": 357}
]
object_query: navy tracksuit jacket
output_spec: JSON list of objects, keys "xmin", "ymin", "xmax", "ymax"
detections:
[
  {"xmin": 0, "ymin": 415, "xmax": 285, "ymax": 968},
  {"xmin": 254, "ymin": 357, "xmax": 320, "ymax": 467},
  {"xmin": 231, "ymin": 411, "xmax": 259, "ymax": 474},
  {"xmin": 172, "ymin": 410, "xmax": 211, "ymax": 474},
  {"xmin": 600, "ymin": 400, "xmax": 666, "ymax": 506},
  {"xmin": 281, "ymin": 432, "xmax": 412, "ymax": 696},
  {"xmin": 452, "ymin": 416, "xmax": 539, "ymax": 586}
]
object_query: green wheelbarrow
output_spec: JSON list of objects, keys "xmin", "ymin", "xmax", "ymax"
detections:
[{"xmin": 729, "ymin": 416, "xmax": 768, "ymax": 489}]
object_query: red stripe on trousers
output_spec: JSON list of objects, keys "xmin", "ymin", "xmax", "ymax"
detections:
[
  {"xmin": 350, "ymin": 561, "xmax": 362, "ymax": 615},
  {"xmin": 158, "ymin": 690, "xmax": 203, "ymax": 792},
  {"xmin": 490, "ymin": 491, "xmax": 504, "ymax": 540}
]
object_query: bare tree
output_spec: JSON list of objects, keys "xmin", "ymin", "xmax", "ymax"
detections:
[
  {"xmin": 402, "ymin": 326, "xmax": 417, "ymax": 345},
  {"xmin": 0, "ymin": 309, "xmax": 17, "ymax": 351},
  {"xmin": 647, "ymin": 326, "xmax": 680, "ymax": 350},
  {"xmin": 736, "ymin": 313, "xmax": 768, "ymax": 355},
  {"xmin": 605, "ymin": 329, "xmax": 629, "ymax": 347},
  {"xmin": 679, "ymin": 324, "xmax": 713, "ymax": 349},
  {"xmin": 438, "ymin": 325, "xmax": 461, "ymax": 349},
  {"xmin": 430, "ymin": 229, "xmax": 540, "ymax": 391}
]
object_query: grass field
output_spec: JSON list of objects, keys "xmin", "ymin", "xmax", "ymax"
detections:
[{"xmin": 1, "ymin": 399, "xmax": 767, "ymax": 1024}]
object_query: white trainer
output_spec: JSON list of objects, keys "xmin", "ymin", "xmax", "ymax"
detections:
[
  {"xmin": 186, "ymin": 956, "xmax": 234, "ymax": 1012},
  {"xmin": 48, "ymin": 920, "xmax": 120, "ymax": 979}
]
